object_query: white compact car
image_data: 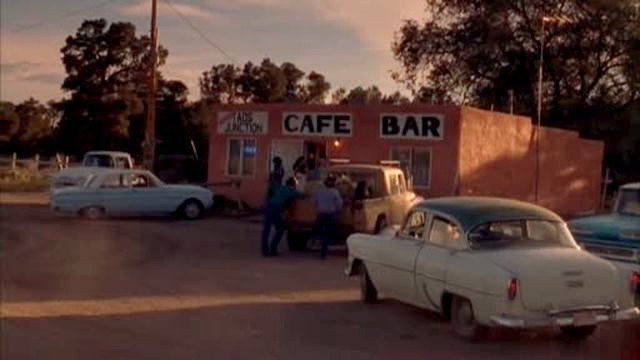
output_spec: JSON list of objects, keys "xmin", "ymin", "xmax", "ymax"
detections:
[
  {"xmin": 50, "ymin": 168, "xmax": 213, "ymax": 219},
  {"xmin": 346, "ymin": 197, "xmax": 639, "ymax": 340}
]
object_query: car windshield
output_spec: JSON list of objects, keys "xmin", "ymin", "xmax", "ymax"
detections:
[
  {"xmin": 615, "ymin": 189, "xmax": 640, "ymax": 216},
  {"xmin": 468, "ymin": 220, "xmax": 576, "ymax": 249},
  {"xmin": 82, "ymin": 154, "xmax": 114, "ymax": 167}
]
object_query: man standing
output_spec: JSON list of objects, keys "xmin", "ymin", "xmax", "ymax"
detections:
[
  {"xmin": 262, "ymin": 177, "xmax": 301, "ymax": 256},
  {"xmin": 312, "ymin": 174, "xmax": 343, "ymax": 259},
  {"xmin": 267, "ymin": 156, "xmax": 285, "ymax": 199}
]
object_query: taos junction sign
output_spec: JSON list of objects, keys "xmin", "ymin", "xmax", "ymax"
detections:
[
  {"xmin": 283, "ymin": 113, "xmax": 353, "ymax": 137},
  {"xmin": 380, "ymin": 113, "xmax": 444, "ymax": 140},
  {"xmin": 217, "ymin": 111, "xmax": 268, "ymax": 135}
]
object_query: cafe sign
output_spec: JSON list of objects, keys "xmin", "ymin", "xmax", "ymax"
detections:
[
  {"xmin": 217, "ymin": 111, "xmax": 268, "ymax": 135},
  {"xmin": 282, "ymin": 112, "xmax": 353, "ymax": 137},
  {"xmin": 380, "ymin": 113, "xmax": 444, "ymax": 140}
]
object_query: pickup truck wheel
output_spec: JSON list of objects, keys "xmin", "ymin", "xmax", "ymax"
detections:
[
  {"xmin": 374, "ymin": 216, "xmax": 387, "ymax": 234},
  {"xmin": 80, "ymin": 206, "xmax": 104, "ymax": 220},
  {"xmin": 560, "ymin": 325, "xmax": 597, "ymax": 340},
  {"xmin": 359, "ymin": 263, "xmax": 378, "ymax": 303},
  {"xmin": 287, "ymin": 231, "xmax": 308, "ymax": 252},
  {"xmin": 451, "ymin": 296, "xmax": 485, "ymax": 341},
  {"xmin": 180, "ymin": 199, "xmax": 204, "ymax": 220}
]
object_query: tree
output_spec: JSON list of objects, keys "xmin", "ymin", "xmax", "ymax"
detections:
[
  {"xmin": 0, "ymin": 102, "xmax": 20, "ymax": 145},
  {"xmin": 392, "ymin": 0, "xmax": 640, "ymax": 123},
  {"xmin": 200, "ymin": 64, "xmax": 242, "ymax": 104},
  {"xmin": 342, "ymin": 86, "xmax": 383, "ymax": 104},
  {"xmin": 55, "ymin": 19, "xmax": 168, "ymax": 157},
  {"xmin": 301, "ymin": 71, "xmax": 331, "ymax": 104},
  {"xmin": 199, "ymin": 58, "xmax": 332, "ymax": 104},
  {"xmin": 14, "ymin": 99, "xmax": 56, "ymax": 150},
  {"xmin": 0, "ymin": 99, "xmax": 55, "ymax": 153},
  {"xmin": 156, "ymin": 79, "xmax": 191, "ymax": 154}
]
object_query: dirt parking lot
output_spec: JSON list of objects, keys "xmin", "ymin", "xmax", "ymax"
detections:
[{"xmin": 1, "ymin": 205, "xmax": 639, "ymax": 360}]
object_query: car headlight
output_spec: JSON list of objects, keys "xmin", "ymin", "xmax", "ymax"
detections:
[{"xmin": 620, "ymin": 230, "xmax": 640, "ymax": 241}]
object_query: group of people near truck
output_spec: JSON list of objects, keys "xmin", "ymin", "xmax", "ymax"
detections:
[{"xmin": 261, "ymin": 156, "xmax": 343, "ymax": 259}]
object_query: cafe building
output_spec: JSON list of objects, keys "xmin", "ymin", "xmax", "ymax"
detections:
[{"xmin": 209, "ymin": 104, "xmax": 604, "ymax": 215}]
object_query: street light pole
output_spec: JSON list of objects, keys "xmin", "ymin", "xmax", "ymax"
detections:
[
  {"xmin": 535, "ymin": 18, "xmax": 545, "ymax": 204},
  {"xmin": 144, "ymin": 0, "xmax": 158, "ymax": 171}
]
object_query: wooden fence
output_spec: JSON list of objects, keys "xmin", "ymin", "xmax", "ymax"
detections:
[{"xmin": 0, "ymin": 153, "xmax": 79, "ymax": 173}]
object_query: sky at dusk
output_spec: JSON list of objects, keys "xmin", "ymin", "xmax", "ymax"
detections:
[{"xmin": 1, "ymin": 0, "xmax": 426, "ymax": 103}]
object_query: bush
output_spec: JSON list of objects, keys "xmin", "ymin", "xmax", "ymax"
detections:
[{"xmin": 0, "ymin": 168, "xmax": 49, "ymax": 192}]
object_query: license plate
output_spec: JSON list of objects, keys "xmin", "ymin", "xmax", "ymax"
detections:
[{"xmin": 573, "ymin": 312, "xmax": 597, "ymax": 326}]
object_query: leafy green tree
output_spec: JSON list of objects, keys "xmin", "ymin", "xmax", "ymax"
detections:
[
  {"xmin": 199, "ymin": 58, "xmax": 331, "ymax": 104},
  {"xmin": 392, "ymin": 0, "xmax": 640, "ymax": 122},
  {"xmin": 55, "ymin": 19, "xmax": 168, "ymax": 157},
  {"xmin": 0, "ymin": 102, "xmax": 20, "ymax": 145}
]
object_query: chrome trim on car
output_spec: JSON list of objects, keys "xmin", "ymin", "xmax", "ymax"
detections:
[{"xmin": 490, "ymin": 306, "xmax": 639, "ymax": 328}]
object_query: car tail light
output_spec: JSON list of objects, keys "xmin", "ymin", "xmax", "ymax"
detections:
[
  {"xmin": 632, "ymin": 272, "xmax": 640, "ymax": 290},
  {"xmin": 507, "ymin": 279, "xmax": 518, "ymax": 300}
]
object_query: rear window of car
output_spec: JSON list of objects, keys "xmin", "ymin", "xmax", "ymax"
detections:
[{"xmin": 468, "ymin": 220, "xmax": 576, "ymax": 249}]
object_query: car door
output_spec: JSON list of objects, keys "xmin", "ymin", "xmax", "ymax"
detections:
[
  {"xmin": 97, "ymin": 173, "xmax": 134, "ymax": 215},
  {"xmin": 415, "ymin": 216, "xmax": 465, "ymax": 312},
  {"xmin": 128, "ymin": 173, "xmax": 173, "ymax": 215},
  {"xmin": 369, "ymin": 209, "xmax": 428, "ymax": 306}
]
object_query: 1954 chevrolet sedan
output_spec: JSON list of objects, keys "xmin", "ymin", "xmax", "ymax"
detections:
[
  {"xmin": 346, "ymin": 197, "xmax": 640, "ymax": 340},
  {"xmin": 51, "ymin": 168, "xmax": 213, "ymax": 220}
]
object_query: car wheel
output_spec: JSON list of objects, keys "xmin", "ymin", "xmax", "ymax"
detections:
[
  {"xmin": 560, "ymin": 325, "xmax": 597, "ymax": 340},
  {"xmin": 287, "ymin": 231, "xmax": 309, "ymax": 252},
  {"xmin": 181, "ymin": 199, "xmax": 204, "ymax": 220},
  {"xmin": 80, "ymin": 206, "xmax": 104, "ymax": 220},
  {"xmin": 451, "ymin": 296, "xmax": 485, "ymax": 341},
  {"xmin": 374, "ymin": 216, "xmax": 387, "ymax": 234},
  {"xmin": 359, "ymin": 262, "xmax": 378, "ymax": 304}
]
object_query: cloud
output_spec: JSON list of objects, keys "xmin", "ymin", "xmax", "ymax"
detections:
[
  {"xmin": 117, "ymin": 0, "xmax": 217, "ymax": 21},
  {"xmin": 1, "ymin": 61, "xmax": 42, "ymax": 73}
]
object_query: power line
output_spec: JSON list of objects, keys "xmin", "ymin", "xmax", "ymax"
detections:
[
  {"xmin": 160, "ymin": 0, "xmax": 239, "ymax": 65},
  {"xmin": 8, "ymin": 0, "xmax": 121, "ymax": 33}
]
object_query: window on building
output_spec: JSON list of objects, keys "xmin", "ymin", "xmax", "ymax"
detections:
[
  {"xmin": 227, "ymin": 138, "xmax": 257, "ymax": 176},
  {"xmin": 390, "ymin": 147, "xmax": 432, "ymax": 188}
]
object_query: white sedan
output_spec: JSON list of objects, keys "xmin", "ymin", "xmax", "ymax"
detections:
[
  {"xmin": 50, "ymin": 169, "xmax": 213, "ymax": 220},
  {"xmin": 346, "ymin": 197, "xmax": 640, "ymax": 340}
]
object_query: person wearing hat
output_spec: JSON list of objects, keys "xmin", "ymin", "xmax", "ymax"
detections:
[{"xmin": 311, "ymin": 174, "xmax": 343, "ymax": 259}]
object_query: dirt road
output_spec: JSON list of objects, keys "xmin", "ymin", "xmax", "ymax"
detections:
[{"xmin": 1, "ymin": 206, "xmax": 638, "ymax": 359}]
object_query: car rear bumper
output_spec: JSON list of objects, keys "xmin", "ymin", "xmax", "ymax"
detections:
[{"xmin": 490, "ymin": 305, "xmax": 640, "ymax": 328}]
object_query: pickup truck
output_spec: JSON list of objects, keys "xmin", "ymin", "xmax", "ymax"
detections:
[
  {"xmin": 568, "ymin": 182, "xmax": 640, "ymax": 305},
  {"xmin": 51, "ymin": 151, "xmax": 134, "ymax": 188},
  {"xmin": 283, "ymin": 164, "xmax": 421, "ymax": 251}
]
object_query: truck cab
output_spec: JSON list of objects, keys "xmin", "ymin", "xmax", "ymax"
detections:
[
  {"xmin": 51, "ymin": 151, "xmax": 134, "ymax": 189},
  {"xmin": 284, "ymin": 164, "xmax": 421, "ymax": 251}
]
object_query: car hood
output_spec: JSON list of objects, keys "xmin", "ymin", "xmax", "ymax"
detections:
[{"xmin": 570, "ymin": 214, "xmax": 640, "ymax": 232}]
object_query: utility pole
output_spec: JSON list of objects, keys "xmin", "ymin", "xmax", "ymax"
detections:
[
  {"xmin": 535, "ymin": 17, "xmax": 545, "ymax": 204},
  {"xmin": 144, "ymin": 0, "xmax": 158, "ymax": 171}
]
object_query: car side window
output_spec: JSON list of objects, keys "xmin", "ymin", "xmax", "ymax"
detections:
[
  {"xmin": 100, "ymin": 174, "xmax": 123, "ymax": 188},
  {"xmin": 429, "ymin": 217, "xmax": 465, "ymax": 250},
  {"xmin": 400, "ymin": 210, "xmax": 428, "ymax": 239},
  {"xmin": 388, "ymin": 174, "xmax": 400, "ymax": 195},
  {"xmin": 115, "ymin": 157, "xmax": 130, "ymax": 169}
]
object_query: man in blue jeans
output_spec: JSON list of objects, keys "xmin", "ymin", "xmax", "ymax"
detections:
[
  {"xmin": 312, "ymin": 174, "xmax": 343, "ymax": 259},
  {"xmin": 261, "ymin": 177, "xmax": 302, "ymax": 256}
]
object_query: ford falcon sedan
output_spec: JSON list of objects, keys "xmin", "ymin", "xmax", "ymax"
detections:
[
  {"xmin": 51, "ymin": 168, "xmax": 213, "ymax": 219},
  {"xmin": 346, "ymin": 197, "xmax": 639, "ymax": 340}
]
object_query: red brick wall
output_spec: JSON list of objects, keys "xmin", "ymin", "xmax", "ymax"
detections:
[{"xmin": 458, "ymin": 107, "xmax": 603, "ymax": 215}]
